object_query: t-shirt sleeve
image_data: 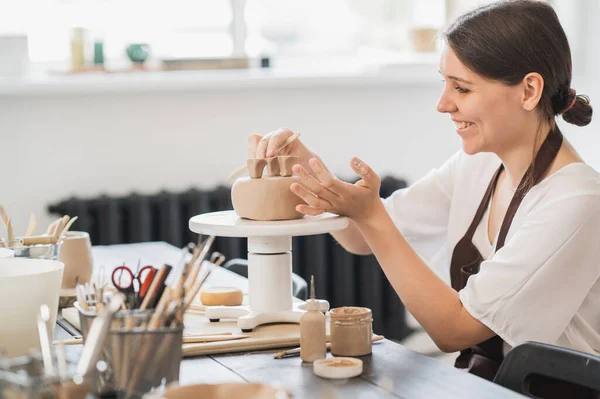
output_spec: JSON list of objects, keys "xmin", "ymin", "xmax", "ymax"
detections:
[
  {"xmin": 383, "ymin": 150, "xmax": 461, "ymax": 263},
  {"xmin": 459, "ymin": 192, "xmax": 600, "ymax": 347}
]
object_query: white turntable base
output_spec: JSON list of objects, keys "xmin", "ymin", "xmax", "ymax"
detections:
[{"xmin": 189, "ymin": 211, "xmax": 349, "ymax": 331}]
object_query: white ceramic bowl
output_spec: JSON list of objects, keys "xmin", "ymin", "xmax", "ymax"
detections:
[
  {"xmin": 0, "ymin": 258, "xmax": 64, "ymax": 357},
  {"xmin": 0, "ymin": 248, "xmax": 14, "ymax": 259}
]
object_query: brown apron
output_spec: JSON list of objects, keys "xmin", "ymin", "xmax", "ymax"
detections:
[{"xmin": 449, "ymin": 127, "xmax": 599, "ymax": 398}]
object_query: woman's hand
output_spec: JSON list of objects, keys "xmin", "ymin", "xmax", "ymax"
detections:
[{"xmin": 290, "ymin": 156, "xmax": 382, "ymax": 224}]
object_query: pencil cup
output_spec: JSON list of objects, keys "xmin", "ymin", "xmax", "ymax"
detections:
[
  {"xmin": 75, "ymin": 304, "xmax": 182, "ymax": 398},
  {"xmin": 9, "ymin": 243, "xmax": 61, "ymax": 260}
]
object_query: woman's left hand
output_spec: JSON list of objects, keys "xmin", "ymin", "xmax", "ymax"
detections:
[{"xmin": 290, "ymin": 157, "xmax": 382, "ymax": 224}]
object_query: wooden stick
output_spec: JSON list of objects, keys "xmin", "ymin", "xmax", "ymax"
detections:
[
  {"xmin": 273, "ymin": 334, "xmax": 385, "ymax": 359},
  {"xmin": 6, "ymin": 219, "xmax": 15, "ymax": 243},
  {"xmin": 47, "ymin": 217, "xmax": 62, "ymax": 235},
  {"xmin": 0, "ymin": 205, "xmax": 9, "ymax": 227},
  {"xmin": 59, "ymin": 216, "xmax": 78, "ymax": 238},
  {"xmin": 54, "ymin": 215, "xmax": 70, "ymax": 238},
  {"xmin": 183, "ymin": 334, "xmax": 249, "ymax": 344},
  {"xmin": 139, "ymin": 264, "xmax": 170, "ymax": 310},
  {"xmin": 53, "ymin": 337, "xmax": 84, "ymax": 346},
  {"xmin": 184, "ymin": 236, "xmax": 215, "ymax": 289},
  {"xmin": 25, "ymin": 213, "xmax": 36, "ymax": 237},
  {"xmin": 183, "ymin": 267, "xmax": 212, "ymax": 311},
  {"xmin": 21, "ymin": 235, "xmax": 58, "ymax": 246}
]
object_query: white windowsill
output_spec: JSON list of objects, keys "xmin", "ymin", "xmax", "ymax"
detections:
[{"xmin": 0, "ymin": 55, "xmax": 441, "ymax": 96}]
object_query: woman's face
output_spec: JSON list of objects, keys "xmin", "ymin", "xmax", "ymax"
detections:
[{"xmin": 437, "ymin": 45, "xmax": 528, "ymax": 156}]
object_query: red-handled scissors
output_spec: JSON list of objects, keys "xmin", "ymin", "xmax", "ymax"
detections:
[{"xmin": 111, "ymin": 265, "xmax": 156, "ymax": 307}]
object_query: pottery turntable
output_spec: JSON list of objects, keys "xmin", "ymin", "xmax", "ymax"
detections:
[
  {"xmin": 190, "ymin": 135, "xmax": 349, "ymax": 331},
  {"xmin": 189, "ymin": 211, "xmax": 349, "ymax": 332}
]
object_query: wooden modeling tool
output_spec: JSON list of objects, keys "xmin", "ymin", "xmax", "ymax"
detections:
[
  {"xmin": 25, "ymin": 213, "xmax": 36, "ymax": 237},
  {"xmin": 227, "ymin": 132, "xmax": 301, "ymax": 181}
]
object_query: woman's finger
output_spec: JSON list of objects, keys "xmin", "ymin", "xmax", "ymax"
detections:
[
  {"xmin": 247, "ymin": 134, "xmax": 263, "ymax": 158},
  {"xmin": 296, "ymin": 204, "xmax": 325, "ymax": 216},
  {"xmin": 350, "ymin": 157, "xmax": 380, "ymax": 186},
  {"xmin": 266, "ymin": 128, "xmax": 295, "ymax": 158},
  {"xmin": 292, "ymin": 164, "xmax": 340, "ymax": 203},
  {"xmin": 255, "ymin": 132, "xmax": 274, "ymax": 159},
  {"xmin": 290, "ymin": 182, "xmax": 333, "ymax": 211},
  {"xmin": 309, "ymin": 158, "xmax": 340, "ymax": 191}
]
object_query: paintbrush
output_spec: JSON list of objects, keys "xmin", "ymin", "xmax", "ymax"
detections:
[
  {"xmin": 273, "ymin": 334, "xmax": 385, "ymax": 359},
  {"xmin": 227, "ymin": 132, "xmax": 301, "ymax": 181}
]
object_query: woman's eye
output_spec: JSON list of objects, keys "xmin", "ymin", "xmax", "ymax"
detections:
[{"xmin": 455, "ymin": 86, "xmax": 469, "ymax": 94}]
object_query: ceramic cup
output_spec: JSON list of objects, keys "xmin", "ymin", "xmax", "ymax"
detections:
[
  {"xmin": 0, "ymin": 248, "xmax": 14, "ymax": 259},
  {"xmin": 0, "ymin": 258, "xmax": 64, "ymax": 357},
  {"xmin": 58, "ymin": 231, "xmax": 93, "ymax": 289}
]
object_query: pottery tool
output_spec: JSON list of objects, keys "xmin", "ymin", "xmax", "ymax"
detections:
[
  {"xmin": 46, "ymin": 217, "xmax": 62, "ymax": 235},
  {"xmin": 54, "ymin": 215, "xmax": 70, "ymax": 238},
  {"xmin": 183, "ymin": 334, "xmax": 249, "ymax": 344},
  {"xmin": 184, "ymin": 235, "xmax": 215, "ymax": 289},
  {"xmin": 139, "ymin": 264, "xmax": 172, "ymax": 310},
  {"xmin": 7, "ymin": 235, "xmax": 59, "ymax": 246},
  {"xmin": 183, "ymin": 251, "xmax": 226, "ymax": 311},
  {"xmin": 54, "ymin": 337, "xmax": 84, "ymax": 346},
  {"xmin": 227, "ymin": 132, "xmax": 301, "ymax": 181},
  {"xmin": 0, "ymin": 205, "xmax": 8, "ymax": 226},
  {"xmin": 75, "ymin": 295, "xmax": 123, "ymax": 378},
  {"xmin": 59, "ymin": 216, "xmax": 79, "ymax": 238},
  {"xmin": 24, "ymin": 213, "xmax": 36, "ymax": 237},
  {"xmin": 6, "ymin": 219, "xmax": 15, "ymax": 243},
  {"xmin": 273, "ymin": 334, "xmax": 384, "ymax": 359},
  {"xmin": 37, "ymin": 304, "xmax": 54, "ymax": 376}
]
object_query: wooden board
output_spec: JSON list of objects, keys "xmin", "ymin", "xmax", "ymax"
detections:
[{"xmin": 61, "ymin": 306, "xmax": 331, "ymax": 357}]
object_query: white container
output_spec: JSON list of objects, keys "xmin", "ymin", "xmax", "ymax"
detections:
[
  {"xmin": 0, "ymin": 258, "xmax": 64, "ymax": 357},
  {"xmin": 0, "ymin": 248, "xmax": 14, "ymax": 259},
  {"xmin": 0, "ymin": 35, "xmax": 30, "ymax": 76}
]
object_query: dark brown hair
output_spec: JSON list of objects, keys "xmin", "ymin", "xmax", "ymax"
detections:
[{"xmin": 444, "ymin": 0, "xmax": 592, "ymax": 127}]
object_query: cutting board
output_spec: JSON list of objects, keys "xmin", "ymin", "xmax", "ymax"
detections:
[{"xmin": 61, "ymin": 307, "xmax": 331, "ymax": 357}]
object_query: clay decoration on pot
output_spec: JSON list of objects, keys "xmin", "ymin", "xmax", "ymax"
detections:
[{"xmin": 232, "ymin": 156, "xmax": 305, "ymax": 221}]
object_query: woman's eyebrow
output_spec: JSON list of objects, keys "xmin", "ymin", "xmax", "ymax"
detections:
[{"xmin": 438, "ymin": 70, "xmax": 474, "ymax": 85}]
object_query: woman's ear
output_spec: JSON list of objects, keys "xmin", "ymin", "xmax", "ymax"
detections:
[{"xmin": 521, "ymin": 72, "xmax": 545, "ymax": 111}]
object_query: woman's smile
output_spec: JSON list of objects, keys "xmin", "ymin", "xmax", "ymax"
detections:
[{"xmin": 453, "ymin": 119, "xmax": 475, "ymax": 135}]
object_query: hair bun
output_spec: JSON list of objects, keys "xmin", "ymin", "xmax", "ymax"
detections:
[{"xmin": 551, "ymin": 86, "xmax": 576, "ymax": 115}]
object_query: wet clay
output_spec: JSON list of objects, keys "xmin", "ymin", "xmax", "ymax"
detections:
[
  {"xmin": 329, "ymin": 307, "xmax": 373, "ymax": 357},
  {"xmin": 265, "ymin": 157, "xmax": 280, "ymax": 177},
  {"xmin": 278, "ymin": 156, "xmax": 299, "ymax": 177},
  {"xmin": 231, "ymin": 176, "xmax": 304, "ymax": 221},
  {"xmin": 247, "ymin": 159, "xmax": 267, "ymax": 179},
  {"xmin": 233, "ymin": 155, "xmax": 303, "ymax": 221}
]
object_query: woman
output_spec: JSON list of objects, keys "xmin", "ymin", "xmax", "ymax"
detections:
[{"xmin": 248, "ymin": 0, "xmax": 598, "ymax": 394}]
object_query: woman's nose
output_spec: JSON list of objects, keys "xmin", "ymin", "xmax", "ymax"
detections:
[{"xmin": 437, "ymin": 91, "xmax": 457, "ymax": 114}]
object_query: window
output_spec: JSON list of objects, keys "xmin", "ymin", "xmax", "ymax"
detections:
[{"xmin": 0, "ymin": 0, "xmax": 526, "ymax": 66}]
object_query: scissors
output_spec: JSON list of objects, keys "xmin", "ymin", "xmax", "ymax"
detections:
[{"xmin": 111, "ymin": 264, "xmax": 156, "ymax": 308}]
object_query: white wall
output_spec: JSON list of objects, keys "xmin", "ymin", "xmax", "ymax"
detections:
[
  {"xmin": 1, "ymin": 84, "xmax": 461, "ymax": 234},
  {"xmin": 2, "ymin": 42, "xmax": 599, "ymax": 237}
]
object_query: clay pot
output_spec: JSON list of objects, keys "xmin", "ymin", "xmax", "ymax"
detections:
[
  {"xmin": 58, "ymin": 231, "xmax": 93, "ymax": 289},
  {"xmin": 231, "ymin": 176, "xmax": 304, "ymax": 221}
]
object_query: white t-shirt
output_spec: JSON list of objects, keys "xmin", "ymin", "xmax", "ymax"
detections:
[{"xmin": 383, "ymin": 150, "xmax": 600, "ymax": 355}]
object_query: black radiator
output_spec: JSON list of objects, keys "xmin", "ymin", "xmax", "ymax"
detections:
[{"xmin": 48, "ymin": 176, "xmax": 412, "ymax": 341}]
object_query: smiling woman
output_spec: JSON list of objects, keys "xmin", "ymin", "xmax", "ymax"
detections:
[{"xmin": 248, "ymin": 1, "xmax": 600, "ymax": 397}]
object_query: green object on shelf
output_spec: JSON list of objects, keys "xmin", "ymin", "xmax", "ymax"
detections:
[
  {"xmin": 94, "ymin": 40, "xmax": 104, "ymax": 65},
  {"xmin": 126, "ymin": 43, "xmax": 150, "ymax": 64}
]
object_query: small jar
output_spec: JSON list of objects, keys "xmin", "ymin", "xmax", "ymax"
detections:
[{"xmin": 330, "ymin": 307, "xmax": 372, "ymax": 356}]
